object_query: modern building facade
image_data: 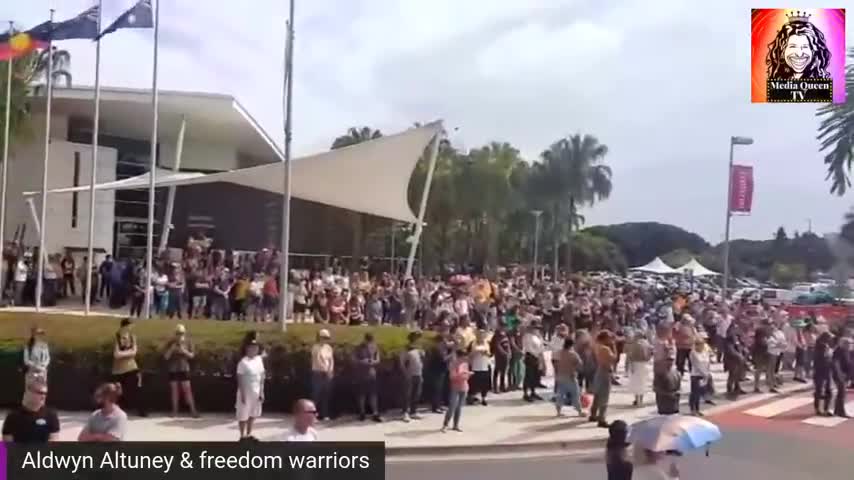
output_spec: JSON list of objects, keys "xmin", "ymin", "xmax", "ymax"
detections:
[{"xmin": 7, "ymin": 86, "xmax": 429, "ymax": 266}]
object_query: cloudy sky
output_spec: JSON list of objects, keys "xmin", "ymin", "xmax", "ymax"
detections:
[{"xmin": 3, "ymin": 0, "xmax": 853, "ymax": 243}]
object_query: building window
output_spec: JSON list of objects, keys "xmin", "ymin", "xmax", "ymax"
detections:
[{"xmin": 72, "ymin": 151, "xmax": 80, "ymax": 228}]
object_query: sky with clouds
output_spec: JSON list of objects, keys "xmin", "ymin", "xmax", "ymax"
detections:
[{"xmin": 2, "ymin": 0, "xmax": 853, "ymax": 244}]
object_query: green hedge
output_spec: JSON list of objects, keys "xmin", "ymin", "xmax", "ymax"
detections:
[{"xmin": 0, "ymin": 313, "xmax": 431, "ymax": 413}]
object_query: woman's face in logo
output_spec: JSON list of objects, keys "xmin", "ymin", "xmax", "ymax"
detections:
[{"xmin": 784, "ymin": 34, "xmax": 812, "ymax": 74}]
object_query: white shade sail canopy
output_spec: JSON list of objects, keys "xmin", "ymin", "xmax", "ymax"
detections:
[
  {"xmin": 24, "ymin": 122, "xmax": 443, "ymax": 224},
  {"xmin": 630, "ymin": 257, "xmax": 677, "ymax": 274},
  {"xmin": 676, "ymin": 258, "xmax": 720, "ymax": 276}
]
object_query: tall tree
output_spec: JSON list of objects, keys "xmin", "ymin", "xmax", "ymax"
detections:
[
  {"xmin": 816, "ymin": 48, "xmax": 854, "ymax": 195},
  {"xmin": 331, "ymin": 126, "xmax": 383, "ymax": 268},
  {"xmin": 536, "ymin": 134, "xmax": 613, "ymax": 275}
]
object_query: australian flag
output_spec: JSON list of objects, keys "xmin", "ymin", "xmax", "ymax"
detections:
[
  {"xmin": 51, "ymin": 5, "xmax": 101, "ymax": 40},
  {"xmin": 98, "ymin": 0, "xmax": 154, "ymax": 39}
]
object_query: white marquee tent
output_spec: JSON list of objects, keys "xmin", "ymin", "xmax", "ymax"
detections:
[
  {"xmin": 675, "ymin": 258, "xmax": 720, "ymax": 276},
  {"xmin": 630, "ymin": 257, "xmax": 677, "ymax": 274},
  {"xmin": 24, "ymin": 121, "xmax": 444, "ymax": 224}
]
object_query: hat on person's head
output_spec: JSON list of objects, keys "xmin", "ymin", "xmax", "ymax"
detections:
[
  {"xmin": 606, "ymin": 420, "xmax": 631, "ymax": 449},
  {"xmin": 318, "ymin": 329, "xmax": 331, "ymax": 339},
  {"xmin": 175, "ymin": 324, "xmax": 186, "ymax": 334}
]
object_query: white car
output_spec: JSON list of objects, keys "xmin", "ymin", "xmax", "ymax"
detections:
[{"xmin": 760, "ymin": 288, "xmax": 795, "ymax": 306}]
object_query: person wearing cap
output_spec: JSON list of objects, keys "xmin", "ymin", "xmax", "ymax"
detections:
[
  {"xmin": 164, "ymin": 324, "xmax": 199, "ymax": 418},
  {"xmin": 310, "ymin": 329, "xmax": 335, "ymax": 421},
  {"xmin": 236, "ymin": 337, "xmax": 265, "ymax": 439},
  {"xmin": 111, "ymin": 319, "xmax": 147, "ymax": 417},
  {"xmin": 399, "ymin": 331, "xmax": 425, "ymax": 421},
  {"xmin": 2, "ymin": 376, "xmax": 59, "ymax": 443},
  {"xmin": 78, "ymin": 382, "xmax": 128, "ymax": 442},
  {"xmin": 653, "ymin": 353, "xmax": 681, "ymax": 415},
  {"xmin": 605, "ymin": 420, "xmax": 633, "ymax": 480}
]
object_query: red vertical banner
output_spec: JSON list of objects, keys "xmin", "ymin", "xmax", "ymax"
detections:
[{"xmin": 729, "ymin": 165, "xmax": 754, "ymax": 214}]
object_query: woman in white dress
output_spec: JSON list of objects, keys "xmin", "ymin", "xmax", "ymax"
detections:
[
  {"xmin": 626, "ymin": 328, "xmax": 653, "ymax": 407},
  {"xmin": 235, "ymin": 339, "xmax": 265, "ymax": 440}
]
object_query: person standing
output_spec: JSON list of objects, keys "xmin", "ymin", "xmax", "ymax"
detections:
[
  {"xmin": 673, "ymin": 315, "xmax": 697, "ymax": 375},
  {"xmin": 285, "ymin": 399, "xmax": 318, "ymax": 441},
  {"xmin": 766, "ymin": 319, "xmax": 787, "ymax": 392},
  {"xmin": 813, "ymin": 332, "xmax": 834, "ymax": 417},
  {"xmin": 491, "ymin": 328, "xmax": 511, "ymax": 393},
  {"xmin": 831, "ymin": 337, "xmax": 851, "ymax": 418},
  {"xmin": 13, "ymin": 254, "xmax": 29, "ymax": 306},
  {"xmin": 626, "ymin": 329, "xmax": 652, "ymax": 407},
  {"xmin": 98, "ymin": 255, "xmax": 113, "ymax": 301},
  {"xmin": 400, "ymin": 331, "xmax": 425, "ymax": 422},
  {"xmin": 428, "ymin": 329, "xmax": 454, "ymax": 413},
  {"xmin": 724, "ymin": 330, "xmax": 747, "ymax": 398},
  {"xmin": 60, "ymin": 253, "xmax": 75, "ymax": 298},
  {"xmin": 111, "ymin": 319, "xmax": 147, "ymax": 417},
  {"xmin": 654, "ymin": 354, "xmax": 681, "ymax": 415},
  {"xmin": 78, "ymin": 383, "xmax": 128, "ymax": 442},
  {"xmin": 1, "ymin": 377, "xmax": 59, "ymax": 442},
  {"xmin": 310, "ymin": 329, "xmax": 334, "ymax": 421},
  {"xmin": 752, "ymin": 319, "xmax": 772, "ymax": 393},
  {"xmin": 22, "ymin": 326, "xmax": 50, "ymax": 381},
  {"xmin": 689, "ymin": 338, "xmax": 712, "ymax": 416},
  {"xmin": 522, "ymin": 323, "xmax": 545, "ymax": 402},
  {"xmin": 590, "ymin": 330, "xmax": 617, "ymax": 428},
  {"xmin": 163, "ymin": 324, "xmax": 199, "ymax": 418},
  {"xmin": 468, "ymin": 329, "xmax": 492, "ymax": 406},
  {"xmin": 235, "ymin": 338, "xmax": 265, "ymax": 440},
  {"xmin": 353, "ymin": 333, "xmax": 382, "ymax": 422},
  {"xmin": 441, "ymin": 347, "xmax": 471, "ymax": 433},
  {"xmin": 554, "ymin": 337, "xmax": 584, "ymax": 417}
]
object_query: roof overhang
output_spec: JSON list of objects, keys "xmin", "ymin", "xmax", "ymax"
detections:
[{"xmin": 32, "ymin": 86, "xmax": 282, "ymax": 163}]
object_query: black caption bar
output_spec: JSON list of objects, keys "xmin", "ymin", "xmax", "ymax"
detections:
[
  {"xmin": 4, "ymin": 442, "xmax": 385, "ymax": 480},
  {"xmin": 766, "ymin": 78, "xmax": 833, "ymax": 103}
]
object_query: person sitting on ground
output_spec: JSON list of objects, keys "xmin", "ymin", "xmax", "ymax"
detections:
[
  {"xmin": 285, "ymin": 399, "xmax": 319, "ymax": 441},
  {"xmin": 78, "ymin": 382, "xmax": 128, "ymax": 442}
]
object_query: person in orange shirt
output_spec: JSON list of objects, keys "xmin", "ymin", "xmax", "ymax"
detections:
[{"xmin": 589, "ymin": 330, "xmax": 617, "ymax": 428}]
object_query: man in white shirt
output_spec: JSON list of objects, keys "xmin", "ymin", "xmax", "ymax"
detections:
[{"xmin": 285, "ymin": 399, "xmax": 318, "ymax": 442}]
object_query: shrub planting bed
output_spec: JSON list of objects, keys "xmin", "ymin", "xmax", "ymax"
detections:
[{"xmin": 0, "ymin": 312, "xmax": 427, "ymax": 413}]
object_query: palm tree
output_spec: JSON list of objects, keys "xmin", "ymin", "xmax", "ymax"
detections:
[
  {"xmin": 537, "ymin": 134, "xmax": 613, "ymax": 275},
  {"xmin": 816, "ymin": 48, "xmax": 854, "ymax": 195},
  {"xmin": 330, "ymin": 126, "xmax": 383, "ymax": 268}
]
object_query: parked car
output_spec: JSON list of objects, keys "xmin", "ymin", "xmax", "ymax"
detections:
[
  {"xmin": 761, "ymin": 288, "xmax": 795, "ymax": 306},
  {"xmin": 793, "ymin": 291, "xmax": 837, "ymax": 305}
]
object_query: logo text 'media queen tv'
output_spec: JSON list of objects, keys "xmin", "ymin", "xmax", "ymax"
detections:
[{"xmin": 767, "ymin": 78, "xmax": 833, "ymax": 102}]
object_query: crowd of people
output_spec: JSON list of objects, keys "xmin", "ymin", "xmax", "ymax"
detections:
[{"xmin": 4, "ymin": 260, "xmax": 853, "ymax": 447}]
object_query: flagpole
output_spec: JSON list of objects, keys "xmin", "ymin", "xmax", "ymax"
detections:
[
  {"xmin": 279, "ymin": 0, "xmax": 294, "ymax": 331},
  {"xmin": 35, "ymin": 9, "xmax": 55, "ymax": 312},
  {"xmin": 143, "ymin": 0, "xmax": 160, "ymax": 319},
  {"xmin": 84, "ymin": 0, "xmax": 103, "ymax": 315},
  {"xmin": 0, "ymin": 22, "xmax": 14, "ymax": 302}
]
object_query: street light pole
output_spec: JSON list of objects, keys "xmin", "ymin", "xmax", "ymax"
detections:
[
  {"xmin": 531, "ymin": 210, "xmax": 542, "ymax": 282},
  {"xmin": 721, "ymin": 135, "xmax": 753, "ymax": 299}
]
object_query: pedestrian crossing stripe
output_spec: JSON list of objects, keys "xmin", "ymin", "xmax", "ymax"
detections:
[
  {"xmin": 745, "ymin": 396, "xmax": 813, "ymax": 418},
  {"xmin": 745, "ymin": 394, "xmax": 854, "ymax": 426},
  {"xmin": 801, "ymin": 401, "xmax": 854, "ymax": 427}
]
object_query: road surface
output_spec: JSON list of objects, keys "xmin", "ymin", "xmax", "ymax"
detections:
[{"xmin": 387, "ymin": 415, "xmax": 854, "ymax": 480}]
